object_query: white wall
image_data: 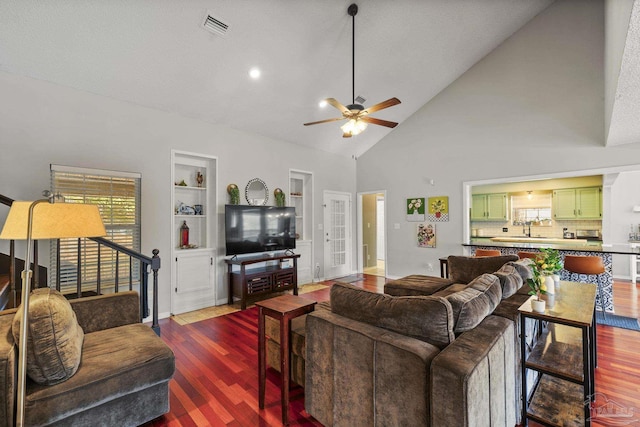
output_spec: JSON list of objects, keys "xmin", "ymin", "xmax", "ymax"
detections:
[
  {"xmin": 0, "ymin": 71, "xmax": 356, "ymax": 316},
  {"xmin": 610, "ymin": 171, "xmax": 640, "ymax": 278},
  {"xmin": 357, "ymin": 0, "xmax": 640, "ymax": 279}
]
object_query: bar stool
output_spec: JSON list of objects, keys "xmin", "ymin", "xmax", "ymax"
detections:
[
  {"xmin": 517, "ymin": 251, "xmax": 539, "ymax": 260},
  {"xmin": 474, "ymin": 249, "xmax": 501, "ymax": 257},
  {"xmin": 563, "ymin": 255, "xmax": 607, "ymax": 318}
]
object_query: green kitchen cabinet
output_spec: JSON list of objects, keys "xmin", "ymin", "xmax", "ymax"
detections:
[
  {"xmin": 552, "ymin": 187, "xmax": 601, "ymax": 220},
  {"xmin": 471, "ymin": 193, "xmax": 508, "ymax": 221}
]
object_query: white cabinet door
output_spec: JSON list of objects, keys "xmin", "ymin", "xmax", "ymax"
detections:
[
  {"xmin": 172, "ymin": 249, "xmax": 215, "ymax": 315},
  {"xmin": 296, "ymin": 240, "xmax": 313, "ymax": 284}
]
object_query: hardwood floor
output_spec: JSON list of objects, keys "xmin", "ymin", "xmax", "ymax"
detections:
[{"xmin": 144, "ymin": 276, "xmax": 639, "ymax": 427}]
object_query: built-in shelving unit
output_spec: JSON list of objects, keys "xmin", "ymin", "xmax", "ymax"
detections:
[
  {"xmin": 289, "ymin": 170, "xmax": 313, "ymax": 284},
  {"xmin": 171, "ymin": 150, "xmax": 217, "ymax": 315}
]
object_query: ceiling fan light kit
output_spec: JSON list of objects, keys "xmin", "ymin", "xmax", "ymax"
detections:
[{"xmin": 303, "ymin": 3, "xmax": 401, "ymax": 138}]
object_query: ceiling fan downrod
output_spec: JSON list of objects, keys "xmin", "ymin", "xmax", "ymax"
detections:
[{"xmin": 348, "ymin": 3, "xmax": 358, "ymax": 107}]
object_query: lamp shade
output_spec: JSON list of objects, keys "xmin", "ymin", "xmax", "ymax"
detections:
[{"xmin": 0, "ymin": 201, "xmax": 106, "ymax": 240}]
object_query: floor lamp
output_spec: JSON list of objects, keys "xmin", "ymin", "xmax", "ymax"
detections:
[{"xmin": 0, "ymin": 199, "xmax": 105, "ymax": 427}]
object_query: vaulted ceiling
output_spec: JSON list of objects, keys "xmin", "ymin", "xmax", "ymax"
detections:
[{"xmin": 0, "ymin": 1, "xmax": 637, "ymax": 157}]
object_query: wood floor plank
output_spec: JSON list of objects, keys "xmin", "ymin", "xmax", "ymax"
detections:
[{"xmin": 143, "ymin": 276, "xmax": 639, "ymax": 427}]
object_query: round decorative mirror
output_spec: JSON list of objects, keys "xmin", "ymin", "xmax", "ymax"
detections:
[{"xmin": 245, "ymin": 178, "xmax": 268, "ymax": 205}]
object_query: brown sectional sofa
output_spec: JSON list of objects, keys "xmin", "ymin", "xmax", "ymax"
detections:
[{"xmin": 266, "ymin": 255, "xmax": 536, "ymax": 426}]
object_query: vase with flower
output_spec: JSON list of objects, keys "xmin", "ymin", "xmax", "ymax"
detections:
[{"xmin": 534, "ymin": 248, "xmax": 563, "ymax": 294}]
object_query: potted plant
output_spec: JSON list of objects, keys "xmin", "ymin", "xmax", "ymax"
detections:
[
  {"xmin": 527, "ymin": 262, "xmax": 548, "ymax": 312},
  {"xmin": 274, "ymin": 188, "xmax": 285, "ymax": 207},
  {"xmin": 227, "ymin": 184, "xmax": 240, "ymax": 205}
]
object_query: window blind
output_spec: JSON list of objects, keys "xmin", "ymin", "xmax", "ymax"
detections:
[{"xmin": 49, "ymin": 165, "xmax": 142, "ymax": 293}]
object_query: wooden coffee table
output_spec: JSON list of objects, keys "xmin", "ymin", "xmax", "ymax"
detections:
[{"xmin": 257, "ymin": 294, "xmax": 316, "ymax": 425}]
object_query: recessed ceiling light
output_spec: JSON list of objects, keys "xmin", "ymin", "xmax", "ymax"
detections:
[
  {"xmin": 249, "ymin": 67, "xmax": 261, "ymax": 79},
  {"xmin": 318, "ymin": 99, "xmax": 328, "ymax": 108}
]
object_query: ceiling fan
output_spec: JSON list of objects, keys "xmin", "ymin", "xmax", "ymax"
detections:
[{"xmin": 303, "ymin": 3, "xmax": 401, "ymax": 138}]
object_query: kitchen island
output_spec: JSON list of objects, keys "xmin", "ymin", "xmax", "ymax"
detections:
[{"xmin": 464, "ymin": 239, "xmax": 640, "ymax": 312}]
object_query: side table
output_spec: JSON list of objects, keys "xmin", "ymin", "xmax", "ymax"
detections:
[
  {"xmin": 257, "ymin": 294, "xmax": 316, "ymax": 425},
  {"xmin": 518, "ymin": 281, "xmax": 597, "ymax": 426}
]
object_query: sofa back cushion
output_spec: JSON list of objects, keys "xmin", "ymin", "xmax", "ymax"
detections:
[
  {"xmin": 12, "ymin": 288, "xmax": 84, "ymax": 385},
  {"xmin": 445, "ymin": 273, "xmax": 502, "ymax": 334},
  {"xmin": 447, "ymin": 255, "xmax": 519, "ymax": 284},
  {"xmin": 493, "ymin": 263, "xmax": 524, "ymax": 299},
  {"xmin": 330, "ymin": 282, "xmax": 455, "ymax": 349}
]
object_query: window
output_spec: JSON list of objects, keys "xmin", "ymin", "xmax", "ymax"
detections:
[
  {"xmin": 511, "ymin": 192, "xmax": 553, "ymax": 226},
  {"xmin": 49, "ymin": 165, "xmax": 141, "ymax": 293}
]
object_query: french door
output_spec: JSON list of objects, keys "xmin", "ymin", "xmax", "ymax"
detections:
[{"xmin": 323, "ymin": 191, "xmax": 352, "ymax": 279}]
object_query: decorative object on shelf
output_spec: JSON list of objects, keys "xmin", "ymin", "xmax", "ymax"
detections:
[
  {"xmin": 417, "ymin": 222, "xmax": 436, "ymax": 248},
  {"xmin": 428, "ymin": 196, "xmax": 449, "ymax": 222},
  {"xmin": 406, "ymin": 198, "xmax": 425, "ymax": 221},
  {"xmin": 180, "ymin": 220, "xmax": 189, "ymax": 248},
  {"xmin": 245, "ymin": 178, "xmax": 268, "ymax": 206},
  {"xmin": 178, "ymin": 202, "xmax": 195, "ymax": 215},
  {"xmin": 274, "ymin": 188, "xmax": 285, "ymax": 207},
  {"xmin": 194, "ymin": 204, "xmax": 203, "ymax": 215},
  {"xmin": 175, "ymin": 179, "xmax": 188, "ymax": 187},
  {"xmin": 227, "ymin": 184, "xmax": 240, "ymax": 205},
  {"xmin": 196, "ymin": 171, "xmax": 204, "ymax": 188}
]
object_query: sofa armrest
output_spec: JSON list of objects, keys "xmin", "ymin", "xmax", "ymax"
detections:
[
  {"xmin": 431, "ymin": 315, "xmax": 516, "ymax": 427},
  {"xmin": 70, "ymin": 291, "xmax": 140, "ymax": 333},
  {"xmin": 0, "ymin": 311, "xmax": 16, "ymax": 427},
  {"xmin": 305, "ymin": 309, "xmax": 440, "ymax": 427}
]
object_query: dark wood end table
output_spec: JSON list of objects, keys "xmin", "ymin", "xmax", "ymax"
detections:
[{"xmin": 257, "ymin": 294, "xmax": 316, "ymax": 425}]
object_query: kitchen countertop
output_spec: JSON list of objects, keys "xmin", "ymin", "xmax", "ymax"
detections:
[{"xmin": 465, "ymin": 239, "xmax": 640, "ymax": 255}]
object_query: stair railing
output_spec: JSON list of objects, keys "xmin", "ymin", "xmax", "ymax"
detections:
[{"xmin": 1, "ymin": 194, "xmax": 161, "ymax": 334}]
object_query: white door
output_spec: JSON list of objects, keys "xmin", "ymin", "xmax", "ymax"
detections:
[{"xmin": 323, "ymin": 191, "xmax": 352, "ymax": 279}]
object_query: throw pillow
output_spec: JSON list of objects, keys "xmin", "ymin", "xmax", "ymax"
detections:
[
  {"xmin": 330, "ymin": 282, "xmax": 455, "ymax": 349},
  {"xmin": 506, "ymin": 258, "xmax": 535, "ymax": 282},
  {"xmin": 493, "ymin": 263, "xmax": 524, "ymax": 299},
  {"xmin": 445, "ymin": 273, "xmax": 502, "ymax": 334},
  {"xmin": 12, "ymin": 288, "xmax": 84, "ymax": 385}
]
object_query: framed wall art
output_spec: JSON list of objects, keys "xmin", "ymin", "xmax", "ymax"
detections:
[
  {"xmin": 428, "ymin": 196, "xmax": 449, "ymax": 222},
  {"xmin": 406, "ymin": 198, "xmax": 425, "ymax": 221},
  {"xmin": 417, "ymin": 222, "xmax": 436, "ymax": 248}
]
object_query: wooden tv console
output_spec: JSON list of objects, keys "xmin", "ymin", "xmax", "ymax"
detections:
[{"xmin": 225, "ymin": 253, "xmax": 300, "ymax": 310}]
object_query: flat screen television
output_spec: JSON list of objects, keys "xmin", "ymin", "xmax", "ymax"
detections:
[{"xmin": 225, "ymin": 205, "xmax": 296, "ymax": 256}]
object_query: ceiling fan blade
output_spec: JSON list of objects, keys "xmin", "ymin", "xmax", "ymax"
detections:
[
  {"xmin": 326, "ymin": 98, "xmax": 351, "ymax": 115},
  {"xmin": 360, "ymin": 116, "xmax": 398, "ymax": 128},
  {"xmin": 303, "ymin": 117, "xmax": 345, "ymax": 126},
  {"xmin": 361, "ymin": 97, "xmax": 401, "ymax": 115}
]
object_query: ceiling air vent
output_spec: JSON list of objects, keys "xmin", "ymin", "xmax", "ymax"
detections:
[
  {"xmin": 203, "ymin": 13, "xmax": 229, "ymax": 37},
  {"xmin": 355, "ymin": 95, "xmax": 366, "ymax": 104}
]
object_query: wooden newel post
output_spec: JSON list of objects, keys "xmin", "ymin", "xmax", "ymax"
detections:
[{"xmin": 151, "ymin": 249, "xmax": 161, "ymax": 336}]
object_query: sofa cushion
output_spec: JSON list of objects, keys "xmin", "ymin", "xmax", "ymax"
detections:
[
  {"xmin": 493, "ymin": 263, "xmax": 524, "ymax": 299},
  {"xmin": 330, "ymin": 282, "xmax": 455, "ymax": 349},
  {"xmin": 447, "ymin": 255, "xmax": 519, "ymax": 284},
  {"xmin": 24, "ymin": 323, "xmax": 175, "ymax": 426},
  {"xmin": 384, "ymin": 275, "xmax": 454, "ymax": 297},
  {"xmin": 12, "ymin": 288, "xmax": 84, "ymax": 385},
  {"xmin": 445, "ymin": 273, "xmax": 502, "ymax": 334}
]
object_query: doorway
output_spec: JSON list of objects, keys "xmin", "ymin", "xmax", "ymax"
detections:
[{"xmin": 358, "ymin": 192, "xmax": 386, "ymax": 277}]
